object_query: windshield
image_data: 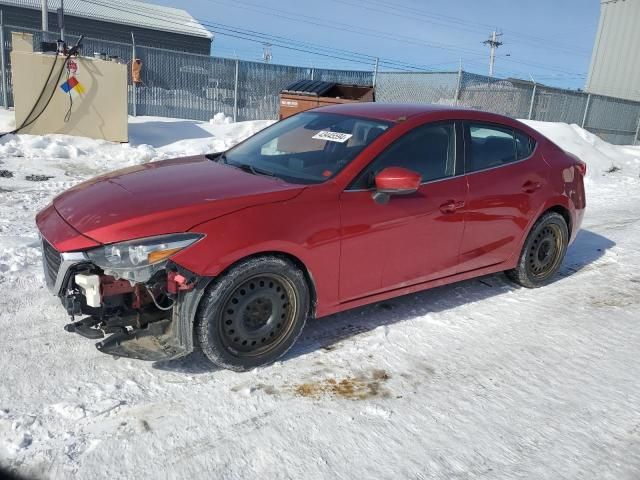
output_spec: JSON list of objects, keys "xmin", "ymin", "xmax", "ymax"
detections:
[{"xmin": 221, "ymin": 112, "xmax": 392, "ymax": 184}]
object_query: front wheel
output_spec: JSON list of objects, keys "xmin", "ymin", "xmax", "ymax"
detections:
[
  {"xmin": 506, "ymin": 211, "xmax": 569, "ymax": 288},
  {"xmin": 195, "ymin": 256, "xmax": 309, "ymax": 371}
]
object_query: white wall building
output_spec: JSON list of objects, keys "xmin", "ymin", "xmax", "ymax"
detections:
[{"xmin": 586, "ymin": 0, "xmax": 640, "ymax": 101}]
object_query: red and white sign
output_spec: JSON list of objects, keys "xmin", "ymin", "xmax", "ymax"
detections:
[{"xmin": 67, "ymin": 59, "xmax": 78, "ymax": 76}]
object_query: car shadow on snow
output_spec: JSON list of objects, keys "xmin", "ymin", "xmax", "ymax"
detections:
[
  {"xmin": 561, "ymin": 228, "xmax": 617, "ymax": 276},
  {"xmin": 152, "ymin": 229, "xmax": 614, "ymax": 374}
]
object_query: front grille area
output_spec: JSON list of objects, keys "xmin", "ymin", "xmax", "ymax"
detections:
[{"xmin": 42, "ymin": 238, "xmax": 62, "ymax": 289}]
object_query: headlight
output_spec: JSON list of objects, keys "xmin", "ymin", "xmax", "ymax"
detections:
[{"xmin": 87, "ymin": 233, "xmax": 203, "ymax": 283}]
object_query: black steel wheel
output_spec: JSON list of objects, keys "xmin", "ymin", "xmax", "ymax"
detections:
[
  {"xmin": 218, "ymin": 273, "xmax": 297, "ymax": 357},
  {"xmin": 527, "ymin": 224, "xmax": 563, "ymax": 279},
  {"xmin": 506, "ymin": 211, "xmax": 569, "ymax": 288},
  {"xmin": 196, "ymin": 256, "xmax": 309, "ymax": 371}
]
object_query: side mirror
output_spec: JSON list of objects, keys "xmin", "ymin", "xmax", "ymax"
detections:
[{"xmin": 372, "ymin": 167, "xmax": 421, "ymax": 204}]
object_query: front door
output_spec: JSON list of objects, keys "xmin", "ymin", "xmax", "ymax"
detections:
[{"xmin": 338, "ymin": 121, "xmax": 468, "ymax": 302}]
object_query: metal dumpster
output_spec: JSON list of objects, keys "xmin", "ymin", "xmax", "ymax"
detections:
[{"xmin": 279, "ymin": 80, "xmax": 375, "ymax": 119}]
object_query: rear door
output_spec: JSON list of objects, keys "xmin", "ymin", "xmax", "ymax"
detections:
[{"xmin": 458, "ymin": 122, "xmax": 548, "ymax": 272}]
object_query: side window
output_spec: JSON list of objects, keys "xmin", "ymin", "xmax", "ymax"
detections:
[
  {"xmin": 467, "ymin": 123, "xmax": 518, "ymax": 172},
  {"xmin": 350, "ymin": 122, "xmax": 456, "ymax": 190},
  {"xmin": 515, "ymin": 130, "xmax": 536, "ymax": 160}
]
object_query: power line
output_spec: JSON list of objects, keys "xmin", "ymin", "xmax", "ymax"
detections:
[
  {"xmin": 80, "ymin": 0, "xmax": 460, "ymax": 73},
  {"xmin": 78, "ymin": 0, "xmax": 381, "ymax": 69},
  {"xmin": 204, "ymin": 0, "xmax": 490, "ymax": 60},
  {"xmin": 205, "ymin": 0, "xmax": 588, "ymax": 77},
  {"xmin": 80, "ymin": 0, "xmax": 444, "ymax": 72},
  {"xmin": 78, "ymin": 0, "xmax": 587, "ymax": 82},
  {"xmin": 330, "ymin": 0, "xmax": 592, "ymax": 56}
]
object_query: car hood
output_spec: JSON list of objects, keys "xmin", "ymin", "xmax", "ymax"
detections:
[{"xmin": 53, "ymin": 155, "xmax": 305, "ymax": 244}]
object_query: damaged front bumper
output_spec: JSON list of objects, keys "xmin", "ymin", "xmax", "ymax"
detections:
[{"xmin": 41, "ymin": 237, "xmax": 211, "ymax": 362}]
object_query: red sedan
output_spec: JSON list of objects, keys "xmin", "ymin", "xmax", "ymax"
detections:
[{"xmin": 36, "ymin": 103, "xmax": 586, "ymax": 371}]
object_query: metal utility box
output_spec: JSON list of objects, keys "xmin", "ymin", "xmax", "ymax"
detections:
[
  {"xmin": 279, "ymin": 80, "xmax": 374, "ymax": 119},
  {"xmin": 11, "ymin": 48, "xmax": 128, "ymax": 142}
]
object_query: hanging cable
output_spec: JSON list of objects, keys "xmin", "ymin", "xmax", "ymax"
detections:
[
  {"xmin": 64, "ymin": 67, "xmax": 73, "ymax": 123},
  {"xmin": 0, "ymin": 35, "xmax": 84, "ymax": 138}
]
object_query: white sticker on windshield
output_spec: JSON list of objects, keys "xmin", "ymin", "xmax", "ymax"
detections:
[{"xmin": 313, "ymin": 131, "xmax": 353, "ymax": 143}]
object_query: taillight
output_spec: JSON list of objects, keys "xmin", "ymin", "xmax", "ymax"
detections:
[{"xmin": 575, "ymin": 160, "xmax": 587, "ymax": 177}]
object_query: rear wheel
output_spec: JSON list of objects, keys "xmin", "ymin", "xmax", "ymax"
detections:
[
  {"xmin": 506, "ymin": 212, "xmax": 569, "ymax": 288},
  {"xmin": 196, "ymin": 256, "xmax": 309, "ymax": 371}
]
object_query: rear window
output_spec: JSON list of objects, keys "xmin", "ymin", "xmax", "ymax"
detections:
[
  {"xmin": 466, "ymin": 123, "xmax": 536, "ymax": 173},
  {"xmin": 515, "ymin": 131, "xmax": 536, "ymax": 159},
  {"xmin": 467, "ymin": 124, "xmax": 517, "ymax": 172}
]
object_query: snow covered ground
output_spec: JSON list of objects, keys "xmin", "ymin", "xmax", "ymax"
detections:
[{"xmin": 0, "ymin": 109, "xmax": 639, "ymax": 479}]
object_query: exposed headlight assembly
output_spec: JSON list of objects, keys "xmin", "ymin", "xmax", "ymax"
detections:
[{"xmin": 86, "ymin": 233, "xmax": 203, "ymax": 283}]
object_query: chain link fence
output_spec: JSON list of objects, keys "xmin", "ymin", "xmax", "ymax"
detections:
[
  {"xmin": 374, "ymin": 72, "xmax": 459, "ymax": 105},
  {"xmin": 457, "ymin": 73, "xmax": 533, "ymax": 119},
  {"xmin": 377, "ymin": 71, "xmax": 640, "ymax": 145},
  {"xmin": 0, "ymin": 23, "xmax": 639, "ymax": 144},
  {"xmin": 0, "ymin": 24, "xmax": 373, "ymax": 123}
]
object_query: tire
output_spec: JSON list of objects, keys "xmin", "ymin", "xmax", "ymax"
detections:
[
  {"xmin": 195, "ymin": 255, "xmax": 309, "ymax": 371},
  {"xmin": 506, "ymin": 212, "xmax": 569, "ymax": 288}
]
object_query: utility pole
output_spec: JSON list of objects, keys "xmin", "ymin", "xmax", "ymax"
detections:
[
  {"xmin": 454, "ymin": 58, "xmax": 463, "ymax": 106},
  {"xmin": 372, "ymin": 57, "xmax": 379, "ymax": 88},
  {"xmin": 483, "ymin": 30, "xmax": 503, "ymax": 78},
  {"xmin": 262, "ymin": 43, "xmax": 272, "ymax": 63},
  {"xmin": 131, "ymin": 33, "xmax": 137, "ymax": 117},
  {"xmin": 528, "ymin": 75, "xmax": 537, "ymax": 120},
  {"xmin": 41, "ymin": 0, "xmax": 48, "ymax": 32},
  {"xmin": 58, "ymin": 0, "xmax": 65, "ymax": 41},
  {"xmin": 0, "ymin": 10, "xmax": 8, "ymax": 108},
  {"xmin": 233, "ymin": 57, "xmax": 239, "ymax": 123}
]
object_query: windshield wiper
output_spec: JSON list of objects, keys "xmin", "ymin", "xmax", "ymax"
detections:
[
  {"xmin": 211, "ymin": 153, "xmax": 274, "ymax": 177},
  {"xmin": 206, "ymin": 152, "xmax": 227, "ymax": 163},
  {"xmin": 230, "ymin": 162, "xmax": 275, "ymax": 177}
]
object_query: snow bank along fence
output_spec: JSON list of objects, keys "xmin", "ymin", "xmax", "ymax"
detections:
[{"xmin": 1, "ymin": 23, "xmax": 639, "ymax": 145}]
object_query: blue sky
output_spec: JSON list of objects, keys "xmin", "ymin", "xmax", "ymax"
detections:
[{"xmin": 152, "ymin": 0, "xmax": 600, "ymax": 90}]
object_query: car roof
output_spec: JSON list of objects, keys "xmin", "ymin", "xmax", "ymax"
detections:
[
  {"xmin": 314, "ymin": 103, "xmax": 460, "ymax": 122},
  {"xmin": 313, "ymin": 102, "xmax": 539, "ymax": 137}
]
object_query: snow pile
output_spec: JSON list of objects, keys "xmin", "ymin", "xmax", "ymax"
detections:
[
  {"xmin": 209, "ymin": 112, "xmax": 233, "ymax": 125},
  {"xmin": 141, "ymin": 118, "xmax": 272, "ymax": 159},
  {"xmin": 522, "ymin": 119, "xmax": 640, "ymax": 178},
  {"xmin": 0, "ymin": 109, "xmax": 274, "ymax": 177},
  {"xmin": 0, "ymin": 132, "xmax": 157, "ymax": 165}
]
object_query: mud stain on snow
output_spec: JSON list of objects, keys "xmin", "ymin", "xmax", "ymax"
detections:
[
  {"xmin": 589, "ymin": 285, "xmax": 639, "ymax": 308},
  {"xmin": 230, "ymin": 369, "xmax": 392, "ymax": 400},
  {"xmin": 292, "ymin": 369, "xmax": 391, "ymax": 400},
  {"xmin": 25, "ymin": 174, "xmax": 54, "ymax": 182}
]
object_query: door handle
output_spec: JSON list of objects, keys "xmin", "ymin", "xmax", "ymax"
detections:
[
  {"xmin": 522, "ymin": 180, "xmax": 542, "ymax": 193},
  {"xmin": 439, "ymin": 200, "xmax": 465, "ymax": 214}
]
